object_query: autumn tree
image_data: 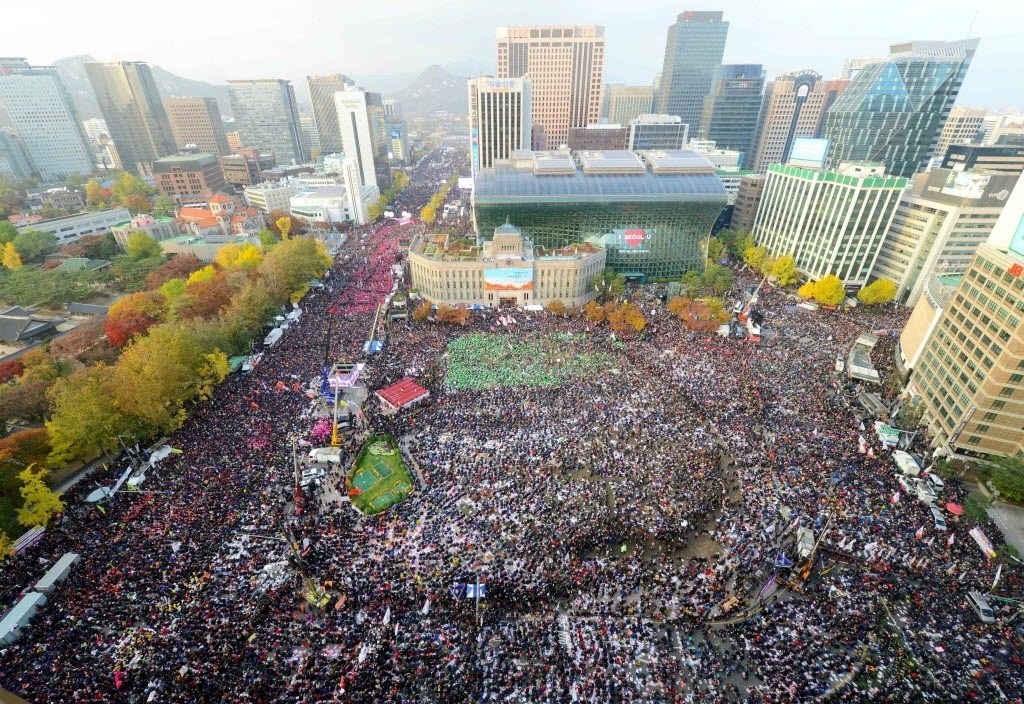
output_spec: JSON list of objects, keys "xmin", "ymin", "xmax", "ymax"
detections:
[
  {"xmin": 145, "ymin": 253, "xmax": 206, "ymax": 289},
  {"xmin": 16, "ymin": 466, "xmax": 63, "ymax": 528},
  {"xmin": 276, "ymin": 216, "xmax": 292, "ymax": 240},
  {"xmin": 583, "ymin": 300, "xmax": 606, "ymax": 323},
  {"xmin": 266, "ymin": 210, "xmax": 302, "ymax": 237},
  {"xmin": 680, "ymin": 270, "xmax": 703, "ymax": 294},
  {"xmin": 46, "ymin": 364, "xmax": 130, "ymax": 463},
  {"xmin": 772, "ymin": 255, "xmax": 798, "ymax": 286},
  {"xmin": 60, "ymin": 234, "xmax": 113, "ymax": 259},
  {"xmin": 435, "ymin": 305, "xmax": 470, "ymax": 325},
  {"xmin": 0, "ymin": 359, "xmax": 25, "ymax": 384},
  {"xmin": 2, "ymin": 242, "xmax": 22, "ymax": 270},
  {"xmin": 103, "ymin": 290, "xmax": 167, "ymax": 347},
  {"xmin": 122, "ymin": 193, "xmax": 153, "ymax": 214},
  {"xmin": 743, "ymin": 245, "xmax": 768, "ymax": 271},
  {"xmin": 412, "ymin": 301, "xmax": 433, "ymax": 323},
  {"xmin": 420, "ymin": 204, "xmax": 436, "ymax": 224},
  {"xmin": 0, "ymin": 531, "xmax": 11, "ymax": 562},
  {"xmin": 797, "ymin": 281, "xmax": 815, "ymax": 299},
  {"xmin": 0, "ymin": 380, "xmax": 54, "ymax": 424},
  {"xmin": 667, "ymin": 296, "xmax": 688, "ymax": 316},
  {"xmin": 812, "ymin": 275, "xmax": 846, "ymax": 306},
  {"xmin": 857, "ymin": 278, "xmax": 897, "ymax": 305},
  {"xmin": 174, "ymin": 272, "xmax": 235, "ymax": 320},
  {"xmin": 702, "ymin": 263, "xmax": 734, "ymax": 296},
  {"xmin": 215, "ymin": 242, "xmax": 263, "ymax": 270},
  {"xmin": 260, "ymin": 237, "xmax": 332, "ymax": 298},
  {"xmin": 591, "ymin": 268, "xmax": 626, "ymax": 301},
  {"xmin": 545, "ymin": 299, "xmax": 567, "ymax": 316},
  {"xmin": 125, "ymin": 231, "xmax": 163, "ymax": 260},
  {"xmin": 707, "ymin": 237, "xmax": 726, "ymax": 264}
]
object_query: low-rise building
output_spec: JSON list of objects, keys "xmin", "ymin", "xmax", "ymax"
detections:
[
  {"xmin": 221, "ymin": 149, "xmax": 265, "ymax": 188},
  {"xmin": 110, "ymin": 214, "xmax": 182, "ymax": 249},
  {"xmin": 159, "ymin": 233, "xmax": 253, "ymax": 262},
  {"xmin": 0, "ymin": 306, "xmax": 65, "ymax": 348},
  {"xmin": 941, "ymin": 144, "xmax": 1024, "ymax": 176},
  {"xmin": 152, "ymin": 152, "xmax": 228, "ymax": 201},
  {"xmin": 16, "ymin": 207, "xmax": 131, "ymax": 246},
  {"xmin": 289, "ymin": 188, "xmax": 355, "ymax": 225},
  {"xmin": 177, "ymin": 193, "xmax": 264, "ymax": 238},
  {"xmin": 568, "ymin": 125, "xmax": 628, "ymax": 151},
  {"xmin": 409, "ymin": 222, "xmax": 606, "ymax": 309},
  {"xmin": 244, "ymin": 182, "xmax": 296, "ymax": 214},
  {"xmin": 627, "ymin": 114, "xmax": 689, "ymax": 151}
]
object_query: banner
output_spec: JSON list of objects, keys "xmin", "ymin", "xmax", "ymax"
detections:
[{"xmin": 969, "ymin": 527, "xmax": 997, "ymax": 558}]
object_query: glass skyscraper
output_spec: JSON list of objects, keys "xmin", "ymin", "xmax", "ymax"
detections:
[
  {"xmin": 699, "ymin": 64, "xmax": 765, "ymax": 167},
  {"xmin": 655, "ymin": 11, "xmax": 729, "ymax": 132},
  {"xmin": 821, "ymin": 39, "xmax": 979, "ymax": 178},
  {"xmin": 228, "ymin": 79, "xmax": 306, "ymax": 166},
  {"xmin": 473, "ymin": 150, "xmax": 726, "ymax": 279}
]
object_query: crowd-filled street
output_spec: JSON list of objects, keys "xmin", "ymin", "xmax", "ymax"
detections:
[{"xmin": 0, "ymin": 140, "xmax": 1022, "ymax": 703}]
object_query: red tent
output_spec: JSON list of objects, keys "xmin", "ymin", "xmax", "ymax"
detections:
[{"xmin": 375, "ymin": 378, "xmax": 430, "ymax": 412}]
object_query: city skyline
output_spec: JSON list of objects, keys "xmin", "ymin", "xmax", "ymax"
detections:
[{"xmin": 2, "ymin": 0, "xmax": 1021, "ymax": 111}]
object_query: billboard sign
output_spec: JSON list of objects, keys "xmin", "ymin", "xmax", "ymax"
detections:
[
  {"xmin": 1009, "ymin": 214, "xmax": 1024, "ymax": 260},
  {"xmin": 788, "ymin": 138, "xmax": 829, "ymax": 168},
  {"xmin": 941, "ymin": 171, "xmax": 990, "ymax": 199},
  {"xmin": 484, "ymin": 267, "xmax": 534, "ymax": 291},
  {"xmin": 624, "ymin": 229, "xmax": 646, "ymax": 248}
]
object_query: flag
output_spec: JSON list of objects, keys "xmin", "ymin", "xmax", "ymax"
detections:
[
  {"xmin": 867, "ymin": 447, "xmax": 876, "ymax": 458},
  {"xmin": 449, "ymin": 584, "xmax": 465, "ymax": 600},
  {"xmin": 947, "ymin": 534, "xmax": 955, "ymax": 547},
  {"xmin": 891, "ymin": 492, "xmax": 900, "ymax": 505},
  {"xmin": 992, "ymin": 564, "xmax": 1003, "ymax": 590},
  {"xmin": 620, "ymin": 544, "xmax": 628, "ymax": 553},
  {"xmin": 858, "ymin": 436, "xmax": 868, "ymax": 454},
  {"xmin": 421, "ymin": 599, "xmax": 431, "ymax": 615},
  {"xmin": 758, "ymin": 575, "xmax": 778, "ymax": 600},
  {"xmin": 466, "ymin": 583, "xmax": 487, "ymax": 599},
  {"xmin": 383, "ymin": 607, "xmax": 391, "ymax": 625},
  {"xmin": 915, "ymin": 527, "xmax": 925, "ymax": 540},
  {"xmin": 358, "ymin": 644, "xmax": 369, "ymax": 663},
  {"xmin": 774, "ymin": 553, "xmax": 794, "ymax": 568},
  {"xmin": 926, "ymin": 536, "xmax": 935, "ymax": 547}
]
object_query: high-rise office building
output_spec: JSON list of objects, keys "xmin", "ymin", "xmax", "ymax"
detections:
[
  {"xmin": 0, "ymin": 58, "xmax": 94, "ymax": 181},
  {"xmin": 942, "ymin": 144, "xmax": 1024, "ymax": 175},
  {"xmin": 228, "ymin": 79, "xmax": 306, "ymax": 166},
  {"xmin": 307, "ymin": 74, "xmax": 352, "ymax": 156},
  {"xmin": 911, "ymin": 235, "xmax": 1024, "ymax": 459},
  {"xmin": 468, "ymin": 76, "xmax": 532, "ymax": 177},
  {"xmin": 627, "ymin": 114, "xmax": 689, "ymax": 151},
  {"xmin": 0, "ymin": 130, "xmax": 35, "ymax": 179},
  {"xmin": 383, "ymin": 99, "xmax": 402, "ymax": 119},
  {"xmin": 164, "ymin": 97, "xmax": 230, "ymax": 156},
  {"xmin": 86, "ymin": 61, "xmax": 176, "ymax": 174},
  {"xmin": 335, "ymin": 86, "xmax": 379, "ymax": 190},
  {"xmin": 821, "ymin": 39, "xmax": 979, "ymax": 178},
  {"xmin": 729, "ymin": 173, "xmax": 765, "ymax": 232},
  {"xmin": 386, "ymin": 119, "xmax": 409, "ymax": 162},
  {"xmin": 987, "ymin": 114, "xmax": 1024, "ymax": 146},
  {"xmin": 655, "ymin": 11, "xmax": 729, "ymax": 130},
  {"xmin": 752, "ymin": 162, "xmax": 907, "ymax": 286},
  {"xmin": 871, "ymin": 168, "xmax": 1018, "ymax": 306},
  {"xmin": 300, "ymin": 116, "xmax": 320, "ymax": 158},
  {"xmin": 496, "ymin": 25, "xmax": 604, "ymax": 150},
  {"xmin": 81, "ymin": 117, "xmax": 109, "ymax": 142},
  {"xmin": 749, "ymin": 71, "xmax": 849, "ymax": 173},
  {"xmin": 568, "ymin": 125, "xmax": 628, "ymax": 151},
  {"xmin": 698, "ymin": 64, "xmax": 764, "ymax": 167},
  {"xmin": 932, "ymin": 107, "xmax": 986, "ymax": 161},
  {"xmin": 603, "ymin": 85, "xmax": 654, "ymax": 126}
]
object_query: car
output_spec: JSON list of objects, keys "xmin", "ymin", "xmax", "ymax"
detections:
[
  {"xmin": 896, "ymin": 474, "xmax": 914, "ymax": 493},
  {"xmin": 914, "ymin": 478, "xmax": 938, "ymax": 506},
  {"xmin": 925, "ymin": 473, "xmax": 945, "ymax": 492},
  {"xmin": 929, "ymin": 505, "xmax": 947, "ymax": 531}
]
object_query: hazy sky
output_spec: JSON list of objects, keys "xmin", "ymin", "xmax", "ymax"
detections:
[{"xmin": 8, "ymin": 0, "xmax": 1022, "ymax": 110}]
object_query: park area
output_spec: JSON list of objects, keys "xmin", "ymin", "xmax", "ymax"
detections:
[
  {"xmin": 347, "ymin": 435, "xmax": 414, "ymax": 515},
  {"xmin": 444, "ymin": 332, "xmax": 614, "ymax": 391}
]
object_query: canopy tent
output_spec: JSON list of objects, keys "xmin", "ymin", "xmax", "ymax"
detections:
[{"xmin": 376, "ymin": 378, "xmax": 429, "ymax": 412}]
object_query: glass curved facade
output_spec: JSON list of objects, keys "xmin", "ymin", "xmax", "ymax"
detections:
[{"xmin": 473, "ymin": 164, "xmax": 726, "ymax": 279}]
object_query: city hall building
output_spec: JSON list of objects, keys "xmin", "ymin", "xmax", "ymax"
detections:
[
  {"xmin": 409, "ymin": 222, "xmax": 606, "ymax": 309},
  {"xmin": 472, "ymin": 149, "xmax": 726, "ymax": 280}
]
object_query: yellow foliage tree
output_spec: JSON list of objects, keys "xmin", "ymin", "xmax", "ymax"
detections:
[
  {"xmin": 216, "ymin": 242, "xmax": 263, "ymax": 271},
  {"xmin": 857, "ymin": 278, "xmax": 897, "ymax": 305},
  {"xmin": 0, "ymin": 531, "xmax": 12, "ymax": 562},
  {"xmin": 797, "ymin": 281, "xmax": 815, "ymax": 299},
  {"xmin": 412, "ymin": 301, "xmax": 432, "ymax": 323},
  {"xmin": 2, "ymin": 241, "xmax": 22, "ymax": 270},
  {"xmin": 772, "ymin": 255, "xmax": 798, "ymax": 286},
  {"xmin": 276, "ymin": 216, "xmax": 292, "ymax": 240},
  {"xmin": 583, "ymin": 300, "xmax": 605, "ymax": 322},
  {"xmin": 186, "ymin": 265, "xmax": 217, "ymax": 285},
  {"xmin": 667, "ymin": 296, "xmax": 688, "ymax": 316},
  {"xmin": 420, "ymin": 204, "xmax": 436, "ymax": 224},
  {"xmin": 813, "ymin": 275, "xmax": 846, "ymax": 306},
  {"xmin": 17, "ymin": 466, "xmax": 64, "ymax": 528},
  {"xmin": 743, "ymin": 245, "xmax": 768, "ymax": 271},
  {"xmin": 544, "ymin": 299, "xmax": 566, "ymax": 316}
]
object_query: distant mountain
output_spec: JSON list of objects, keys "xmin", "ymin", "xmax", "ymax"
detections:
[
  {"xmin": 394, "ymin": 65, "xmax": 468, "ymax": 116},
  {"xmin": 53, "ymin": 55, "xmax": 233, "ymax": 121}
]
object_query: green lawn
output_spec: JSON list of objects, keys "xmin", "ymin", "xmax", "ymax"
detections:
[{"xmin": 347, "ymin": 435, "xmax": 414, "ymax": 515}]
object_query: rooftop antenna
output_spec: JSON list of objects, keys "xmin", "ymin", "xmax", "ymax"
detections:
[{"xmin": 966, "ymin": 9, "xmax": 978, "ymax": 38}]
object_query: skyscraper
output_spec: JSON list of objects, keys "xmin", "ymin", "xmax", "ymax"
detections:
[
  {"xmin": 383, "ymin": 99, "xmax": 402, "ymax": 119},
  {"xmin": 0, "ymin": 58, "xmax": 94, "ymax": 181},
  {"xmin": 821, "ymin": 39, "xmax": 979, "ymax": 178},
  {"xmin": 86, "ymin": 61, "xmax": 176, "ymax": 173},
  {"xmin": 496, "ymin": 25, "xmax": 604, "ymax": 150},
  {"xmin": 307, "ymin": 74, "xmax": 352, "ymax": 155},
  {"xmin": 335, "ymin": 86, "xmax": 379, "ymax": 190},
  {"xmin": 698, "ymin": 64, "xmax": 764, "ymax": 166},
  {"xmin": 468, "ymin": 76, "xmax": 532, "ymax": 178},
  {"xmin": 228, "ymin": 79, "xmax": 306, "ymax": 166},
  {"xmin": 655, "ymin": 11, "xmax": 729, "ymax": 130},
  {"xmin": 164, "ymin": 97, "xmax": 230, "ymax": 156},
  {"xmin": 300, "ymin": 116, "xmax": 320, "ymax": 158},
  {"xmin": 933, "ymin": 106, "xmax": 987, "ymax": 161},
  {"xmin": 603, "ymin": 85, "xmax": 654, "ymax": 126},
  {"xmin": 749, "ymin": 70, "xmax": 849, "ymax": 173}
]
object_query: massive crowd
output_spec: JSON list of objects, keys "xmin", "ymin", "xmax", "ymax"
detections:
[{"xmin": 1, "ymin": 139, "xmax": 1022, "ymax": 702}]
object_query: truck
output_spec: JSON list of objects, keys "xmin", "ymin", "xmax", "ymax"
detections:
[
  {"xmin": 795, "ymin": 527, "xmax": 816, "ymax": 560},
  {"xmin": 308, "ymin": 447, "xmax": 345, "ymax": 464}
]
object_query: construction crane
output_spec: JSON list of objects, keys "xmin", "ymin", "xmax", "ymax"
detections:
[{"xmin": 738, "ymin": 275, "xmax": 768, "ymax": 324}]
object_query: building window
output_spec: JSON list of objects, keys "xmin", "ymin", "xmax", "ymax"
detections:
[
  {"xmin": 966, "ymin": 436, "xmax": 981, "ymax": 445},
  {"xmin": 999, "ymin": 387, "xmax": 1014, "ymax": 398}
]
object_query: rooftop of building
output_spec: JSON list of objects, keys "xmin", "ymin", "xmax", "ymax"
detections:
[
  {"xmin": 475, "ymin": 149, "xmax": 725, "ymax": 202},
  {"xmin": 151, "ymin": 152, "xmax": 219, "ymax": 169},
  {"xmin": 112, "ymin": 215, "xmax": 176, "ymax": 228},
  {"xmin": 410, "ymin": 231, "xmax": 602, "ymax": 263},
  {"xmin": 291, "ymin": 187, "xmax": 348, "ymax": 200},
  {"xmin": 767, "ymin": 162, "xmax": 907, "ymax": 187},
  {"xmin": 161, "ymin": 234, "xmax": 250, "ymax": 246}
]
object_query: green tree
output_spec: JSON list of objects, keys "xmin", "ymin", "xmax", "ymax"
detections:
[
  {"xmin": 0, "ymin": 531, "xmax": 12, "ymax": 562},
  {"xmin": 110, "ymin": 172, "xmax": 155, "ymax": 203},
  {"xmin": 46, "ymin": 365, "xmax": 128, "ymax": 463},
  {"xmin": 256, "ymin": 230, "xmax": 277, "ymax": 248},
  {"xmin": 13, "ymin": 230, "xmax": 59, "ymax": 261},
  {"xmin": 125, "ymin": 231, "xmax": 163, "ymax": 260},
  {"xmin": 702, "ymin": 263, "xmax": 734, "ymax": 296},
  {"xmin": 771, "ymin": 254, "xmax": 798, "ymax": 286},
  {"xmin": 680, "ymin": 270, "xmax": 703, "ymax": 294},
  {"xmin": 17, "ymin": 466, "xmax": 64, "ymax": 528},
  {"xmin": 152, "ymin": 195, "xmax": 177, "ymax": 217},
  {"xmin": 591, "ymin": 268, "xmax": 626, "ymax": 301},
  {"xmin": 734, "ymin": 231, "xmax": 756, "ymax": 259},
  {"xmin": 65, "ymin": 173, "xmax": 89, "ymax": 190},
  {"xmin": 367, "ymin": 200, "xmax": 384, "ymax": 222},
  {"xmin": 707, "ymin": 237, "xmax": 726, "ymax": 264},
  {"xmin": 2, "ymin": 242, "xmax": 22, "ymax": 270},
  {"xmin": 893, "ymin": 396, "xmax": 924, "ymax": 429},
  {"xmin": 0, "ymin": 221, "xmax": 18, "ymax": 245},
  {"xmin": 260, "ymin": 237, "xmax": 332, "ymax": 297},
  {"xmin": 857, "ymin": 278, "xmax": 898, "ymax": 305},
  {"xmin": 991, "ymin": 457, "xmax": 1024, "ymax": 503},
  {"xmin": 812, "ymin": 275, "xmax": 846, "ymax": 306}
]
